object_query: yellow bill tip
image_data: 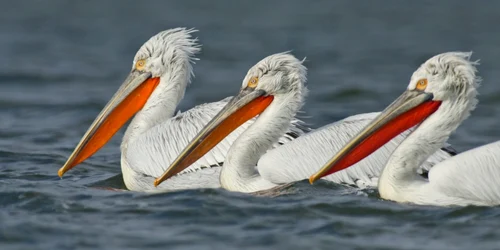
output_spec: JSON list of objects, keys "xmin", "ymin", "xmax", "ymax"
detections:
[
  {"xmin": 153, "ymin": 178, "xmax": 161, "ymax": 187},
  {"xmin": 309, "ymin": 175, "xmax": 318, "ymax": 184},
  {"xmin": 57, "ymin": 167, "xmax": 66, "ymax": 178}
]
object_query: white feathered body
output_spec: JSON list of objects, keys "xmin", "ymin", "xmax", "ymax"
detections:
[
  {"xmin": 425, "ymin": 141, "xmax": 500, "ymax": 206},
  {"xmin": 380, "ymin": 139, "xmax": 500, "ymax": 207}
]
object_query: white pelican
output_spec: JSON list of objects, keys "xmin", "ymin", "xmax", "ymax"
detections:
[
  {"xmin": 153, "ymin": 52, "xmax": 455, "ymax": 193},
  {"xmin": 57, "ymin": 28, "xmax": 310, "ymax": 192},
  {"xmin": 310, "ymin": 52, "xmax": 500, "ymax": 207}
]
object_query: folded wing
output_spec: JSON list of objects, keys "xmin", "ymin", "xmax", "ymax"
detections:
[{"xmin": 258, "ymin": 112, "xmax": 454, "ymax": 188}]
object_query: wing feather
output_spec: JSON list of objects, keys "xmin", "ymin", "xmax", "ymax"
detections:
[
  {"xmin": 258, "ymin": 112, "xmax": 454, "ymax": 188},
  {"xmin": 124, "ymin": 97, "xmax": 310, "ymax": 185}
]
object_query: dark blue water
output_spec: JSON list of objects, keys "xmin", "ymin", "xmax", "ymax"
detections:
[{"xmin": 2, "ymin": 1, "xmax": 500, "ymax": 249}]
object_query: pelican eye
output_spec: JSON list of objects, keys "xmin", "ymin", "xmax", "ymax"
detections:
[
  {"xmin": 247, "ymin": 76, "xmax": 259, "ymax": 88},
  {"xmin": 135, "ymin": 59, "xmax": 146, "ymax": 71},
  {"xmin": 416, "ymin": 79, "xmax": 428, "ymax": 91}
]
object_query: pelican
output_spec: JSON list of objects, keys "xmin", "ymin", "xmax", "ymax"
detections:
[
  {"xmin": 154, "ymin": 52, "xmax": 455, "ymax": 193},
  {"xmin": 310, "ymin": 52, "xmax": 500, "ymax": 207},
  {"xmin": 57, "ymin": 28, "xmax": 310, "ymax": 192}
]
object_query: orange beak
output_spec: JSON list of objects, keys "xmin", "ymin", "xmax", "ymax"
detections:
[
  {"xmin": 58, "ymin": 71, "xmax": 160, "ymax": 177},
  {"xmin": 310, "ymin": 89, "xmax": 441, "ymax": 183},
  {"xmin": 153, "ymin": 88, "xmax": 274, "ymax": 187}
]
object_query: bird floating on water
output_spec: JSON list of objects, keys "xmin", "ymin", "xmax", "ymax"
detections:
[
  {"xmin": 154, "ymin": 52, "xmax": 455, "ymax": 193},
  {"xmin": 310, "ymin": 52, "xmax": 500, "ymax": 207},
  {"xmin": 57, "ymin": 28, "xmax": 309, "ymax": 192}
]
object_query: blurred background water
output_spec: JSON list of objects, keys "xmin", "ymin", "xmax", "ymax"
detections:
[{"xmin": 1, "ymin": 0, "xmax": 500, "ymax": 249}]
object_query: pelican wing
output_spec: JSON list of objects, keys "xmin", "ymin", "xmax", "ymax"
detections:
[
  {"xmin": 124, "ymin": 97, "xmax": 310, "ymax": 182},
  {"xmin": 428, "ymin": 140, "xmax": 500, "ymax": 205},
  {"xmin": 258, "ymin": 112, "xmax": 454, "ymax": 188}
]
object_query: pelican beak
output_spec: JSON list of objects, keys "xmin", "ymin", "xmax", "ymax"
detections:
[
  {"xmin": 58, "ymin": 70, "xmax": 160, "ymax": 177},
  {"xmin": 309, "ymin": 89, "xmax": 441, "ymax": 184},
  {"xmin": 153, "ymin": 87, "xmax": 274, "ymax": 187}
]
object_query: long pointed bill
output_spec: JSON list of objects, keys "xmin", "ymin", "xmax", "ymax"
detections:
[
  {"xmin": 58, "ymin": 71, "xmax": 160, "ymax": 177},
  {"xmin": 153, "ymin": 88, "xmax": 274, "ymax": 187},
  {"xmin": 309, "ymin": 89, "xmax": 441, "ymax": 184}
]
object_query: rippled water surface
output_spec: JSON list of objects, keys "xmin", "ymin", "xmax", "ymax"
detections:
[{"xmin": 2, "ymin": 1, "xmax": 500, "ymax": 249}]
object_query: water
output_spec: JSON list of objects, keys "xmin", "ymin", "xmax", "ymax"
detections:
[{"xmin": 1, "ymin": 1, "xmax": 500, "ymax": 249}]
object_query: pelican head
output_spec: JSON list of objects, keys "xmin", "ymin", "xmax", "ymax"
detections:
[
  {"xmin": 132, "ymin": 28, "xmax": 199, "ymax": 80},
  {"xmin": 240, "ymin": 52, "xmax": 307, "ymax": 96},
  {"xmin": 58, "ymin": 28, "xmax": 200, "ymax": 177},
  {"xmin": 407, "ymin": 52, "xmax": 479, "ymax": 108},
  {"xmin": 310, "ymin": 52, "xmax": 480, "ymax": 183},
  {"xmin": 153, "ymin": 52, "xmax": 307, "ymax": 186}
]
